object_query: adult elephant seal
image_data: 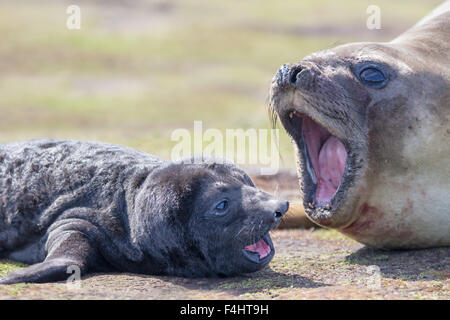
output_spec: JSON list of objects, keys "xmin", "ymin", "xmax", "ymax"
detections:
[
  {"xmin": 269, "ymin": 2, "xmax": 449, "ymax": 248},
  {"xmin": 0, "ymin": 139, "xmax": 288, "ymax": 284}
]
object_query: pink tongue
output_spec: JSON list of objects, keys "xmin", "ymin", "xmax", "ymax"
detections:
[
  {"xmin": 245, "ymin": 239, "xmax": 271, "ymax": 259},
  {"xmin": 316, "ymin": 136, "xmax": 347, "ymax": 204}
]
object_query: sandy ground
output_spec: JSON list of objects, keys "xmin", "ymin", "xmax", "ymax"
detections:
[{"xmin": 1, "ymin": 228, "xmax": 448, "ymax": 300}]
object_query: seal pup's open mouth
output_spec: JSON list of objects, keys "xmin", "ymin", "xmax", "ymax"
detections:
[{"xmin": 242, "ymin": 234, "xmax": 274, "ymax": 264}]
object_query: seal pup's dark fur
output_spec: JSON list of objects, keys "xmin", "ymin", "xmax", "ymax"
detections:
[{"xmin": 0, "ymin": 139, "xmax": 288, "ymax": 284}]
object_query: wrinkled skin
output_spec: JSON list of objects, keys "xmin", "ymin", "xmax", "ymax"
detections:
[
  {"xmin": 269, "ymin": 2, "xmax": 449, "ymax": 248},
  {"xmin": 0, "ymin": 140, "xmax": 288, "ymax": 284}
]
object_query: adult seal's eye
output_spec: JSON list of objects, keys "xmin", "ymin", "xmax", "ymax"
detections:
[
  {"xmin": 357, "ymin": 66, "xmax": 388, "ymax": 88},
  {"xmin": 213, "ymin": 200, "xmax": 229, "ymax": 215}
]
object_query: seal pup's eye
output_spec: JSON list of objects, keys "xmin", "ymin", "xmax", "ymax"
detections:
[
  {"xmin": 213, "ymin": 200, "xmax": 229, "ymax": 215},
  {"xmin": 356, "ymin": 64, "xmax": 388, "ymax": 88}
]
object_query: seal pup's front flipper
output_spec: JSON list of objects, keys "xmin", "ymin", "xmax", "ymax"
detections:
[
  {"xmin": 0, "ymin": 226, "xmax": 99, "ymax": 284},
  {"xmin": 0, "ymin": 257, "xmax": 83, "ymax": 284}
]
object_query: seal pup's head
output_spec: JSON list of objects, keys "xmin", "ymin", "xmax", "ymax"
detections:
[
  {"xmin": 268, "ymin": 4, "xmax": 450, "ymax": 248},
  {"xmin": 132, "ymin": 159, "xmax": 289, "ymax": 277}
]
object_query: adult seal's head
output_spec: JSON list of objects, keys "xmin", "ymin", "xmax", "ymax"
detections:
[
  {"xmin": 131, "ymin": 159, "xmax": 289, "ymax": 277},
  {"xmin": 269, "ymin": 2, "xmax": 450, "ymax": 248}
]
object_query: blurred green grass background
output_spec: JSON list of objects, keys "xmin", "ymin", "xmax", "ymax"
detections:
[{"xmin": 0, "ymin": 0, "xmax": 440, "ymax": 167}]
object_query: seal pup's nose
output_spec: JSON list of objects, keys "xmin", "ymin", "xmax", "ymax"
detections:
[{"xmin": 273, "ymin": 200, "xmax": 289, "ymax": 222}]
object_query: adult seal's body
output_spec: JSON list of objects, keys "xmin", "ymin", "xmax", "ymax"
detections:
[
  {"xmin": 0, "ymin": 139, "xmax": 288, "ymax": 284},
  {"xmin": 269, "ymin": 2, "xmax": 449, "ymax": 248}
]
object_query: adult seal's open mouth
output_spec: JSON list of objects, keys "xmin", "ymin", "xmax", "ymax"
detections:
[{"xmin": 268, "ymin": 2, "xmax": 450, "ymax": 249}]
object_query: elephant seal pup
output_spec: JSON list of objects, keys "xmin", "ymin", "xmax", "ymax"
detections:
[
  {"xmin": 0, "ymin": 139, "xmax": 288, "ymax": 284},
  {"xmin": 269, "ymin": 2, "xmax": 449, "ymax": 248}
]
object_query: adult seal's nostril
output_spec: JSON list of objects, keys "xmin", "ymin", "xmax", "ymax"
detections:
[
  {"xmin": 289, "ymin": 65, "xmax": 304, "ymax": 85},
  {"xmin": 289, "ymin": 64, "xmax": 318, "ymax": 91},
  {"xmin": 275, "ymin": 63, "xmax": 316, "ymax": 90}
]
